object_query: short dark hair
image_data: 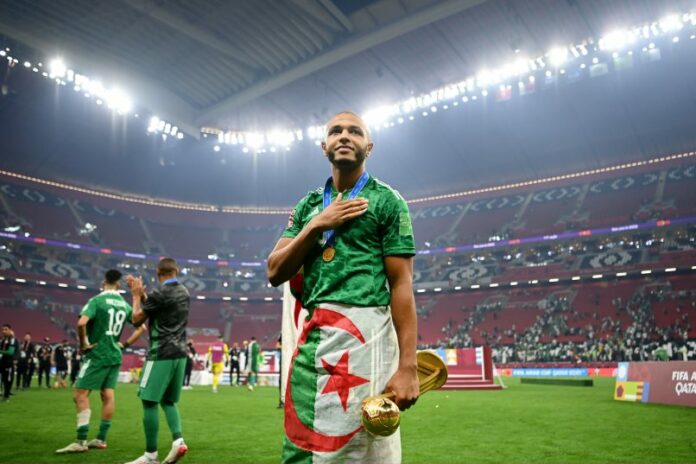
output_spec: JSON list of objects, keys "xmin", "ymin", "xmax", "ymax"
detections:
[
  {"xmin": 157, "ymin": 257, "xmax": 179, "ymax": 275},
  {"xmin": 2, "ymin": 324, "xmax": 11, "ymax": 329},
  {"xmin": 105, "ymin": 269, "xmax": 122, "ymax": 284}
]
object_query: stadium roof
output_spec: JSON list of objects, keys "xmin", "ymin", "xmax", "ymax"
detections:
[
  {"xmin": 1, "ymin": 0, "xmax": 695, "ymax": 206},
  {"xmin": 1, "ymin": 0, "xmax": 691, "ymax": 134}
]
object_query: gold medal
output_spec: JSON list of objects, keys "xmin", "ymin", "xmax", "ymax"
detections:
[{"xmin": 322, "ymin": 246, "xmax": 336, "ymax": 262}]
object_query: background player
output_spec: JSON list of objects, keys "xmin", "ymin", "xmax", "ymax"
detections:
[
  {"xmin": 206, "ymin": 335, "xmax": 229, "ymax": 393},
  {"xmin": 52, "ymin": 339, "xmax": 69, "ymax": 389},
  {"xmin": 56, "ymin": 269, "xmax": 146, "ymax": 454},
  {"xmin": 16, "ymin": 332, "xmax": 35, "ymax": 390},
  {"xmin": 246, "ymin": 336, "xmax": 260, "ymax": 391},
  {"xmin": 229, "ymin": 342, "xmax": 241, "ymax": 386},
  {"xmin": 0, "ymin": 324, "xmax": 19, "ymax": 402},
  {"xmin": 36, "ymin": 337, "xmax": 52, "ymax": 388},
  {"xmin": 126, "ymin": 257, "xmax": 190, "ymax": 464},
  {"xmin": 182, "ymin": 339, "xmax": 196, "ymax": 390}
]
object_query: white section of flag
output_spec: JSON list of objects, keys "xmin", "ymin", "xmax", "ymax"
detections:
[{"xmin": 281, "ymin": 282, "xmax": 307, "ymax": 400}]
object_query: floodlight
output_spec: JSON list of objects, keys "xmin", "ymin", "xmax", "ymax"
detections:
[
  {"xmin": 600, "ymin": 29, "xmax": 634, "ymax": 50},
  {"xmin": 548, "ymin": 47, "xmax": 569, "ymax": 67},
  {"xmin": 103, "ymin": 87, "xmax": 132, "ymax": 113},
  {"xmin": 364, "ymin": 106, "xmax": 396, "ymax": 126},
  {"xmin": 49, "ymin": 58, "xmax": 66, "ymax": 78},
  {"xmin": 659, "ymin": 14, "xmax": 683, "ymax": 32}
]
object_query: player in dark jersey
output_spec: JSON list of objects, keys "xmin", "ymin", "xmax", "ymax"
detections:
[
  {"xmin": 52, "ymin": 339, "xmax": 70, "ymax": 389},
  {"xmin": 16, "ymin": 332, "xmax": 35, "ymax": 390},
  {"xmin": 36, "ymin": 337, "xmax": 52, "ymax": 388},
  {"xmin": 126, "ymin": 257, "xmax": 190, "ymax": 464},
  {"xmin": 1, "ymin": 324, "xmax": 19, "ymax": 401},
  {"xmin": 56, "ymin": 269, "xmax": 146, "ymax": 454},
  {"xmin": 229, "ymin": 342, "xmax": 241, "ymax": 386}
]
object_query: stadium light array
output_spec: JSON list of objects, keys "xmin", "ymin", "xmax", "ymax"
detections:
[
  {"xmin": 357, "ymin": 10, "xmax": 695, "ymax": 132},
  {"xmin": 196, "ymin": 9, "xmax": 695, "ymax": 153},
  {"xmin": 5, "ymin": 50, "xmax": 193, "ymax": 141}
]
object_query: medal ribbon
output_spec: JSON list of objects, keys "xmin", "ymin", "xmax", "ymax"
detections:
[{"xmin": 322, "ymin": 171, "xmax": 370, "ymax": 247}]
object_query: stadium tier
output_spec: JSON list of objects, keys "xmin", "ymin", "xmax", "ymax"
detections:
[
  {"xmin": 2, "ymin": 261, "xmax": 693, "ymax": 357},
  {"xmin": 2, "ymin": 160, "xmax": 695, "ymax": 260}
]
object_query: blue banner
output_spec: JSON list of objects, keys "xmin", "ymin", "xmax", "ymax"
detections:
[{"xmin": 512, "ymin": 368, "xmax": 589, "ymax": 377}]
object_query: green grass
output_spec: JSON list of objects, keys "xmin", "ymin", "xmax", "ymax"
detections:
[{"xmin": 0, "ymin": 377, "xmax": 695, "ymax": 463}]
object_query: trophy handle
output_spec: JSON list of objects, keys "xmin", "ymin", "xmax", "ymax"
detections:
[{"xmin": 383, "ymin": 351, "xmax": 448, "ymax": 399}]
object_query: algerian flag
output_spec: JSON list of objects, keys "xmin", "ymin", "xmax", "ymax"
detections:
[
  {"xmin": 282, "ymin": 303, "xmax": 401, "ymax": 463},
  {"xmin": 281, "ymin": 279, "xmax": 308, "ymax": 401}
]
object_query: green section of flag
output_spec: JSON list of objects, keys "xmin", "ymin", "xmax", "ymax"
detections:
[
  {"xmin": 290, "ymin": 328, "xmax": 321, "ymax": 430},
  {"xmin": 281, "ymin": 436, "xmax": 313, "ymax": 464}
]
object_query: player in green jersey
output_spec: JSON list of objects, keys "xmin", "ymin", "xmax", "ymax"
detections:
[
  {"xmin": 246, "ymin": 336, "xmax": 260, "ymax": 391},
  {"xmin": 126, "ymin": 258, "xmax": 190, "ymax": 464},
  {"xmin": 56, "ymin": 269, "xmax": 146, "ymax": 454},
  {"xmin": 267, "ymin": 112, "xmax": 419, "ymax": 463}
]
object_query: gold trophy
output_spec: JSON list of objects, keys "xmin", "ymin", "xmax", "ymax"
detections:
[{"xmin": 361, "ymin": 351, "xmax": 448, "ymax": 437}]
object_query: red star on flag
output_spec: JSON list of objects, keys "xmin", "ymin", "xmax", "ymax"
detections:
[{"xmin": 321, "ymin": 351, "xmax": 369, "ymax": 411}]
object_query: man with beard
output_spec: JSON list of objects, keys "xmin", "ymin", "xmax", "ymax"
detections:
[
  {"xmin": 16, "ymin": 332, "xmax": 35, "ymax": 390},
  {"xmin": 267, "ymin": 112, "xmax": 419, "ymax": 463}
]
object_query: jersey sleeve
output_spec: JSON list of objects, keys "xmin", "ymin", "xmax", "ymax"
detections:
[
  {"xmin": 281, "ymin": 195, "xmax": 310, "ymax": 239},
  {"xmin": 80, "ymin": 298, "xmax": 98, "ymax": 319},
  {"xmin": 380, "ymin": 190, "xmax": 416, "ymax": 257}
]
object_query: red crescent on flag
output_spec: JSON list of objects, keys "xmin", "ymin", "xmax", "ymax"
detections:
[{"xmin": 285, "ymin": 308, "xmax": 366, "ymax": 453}]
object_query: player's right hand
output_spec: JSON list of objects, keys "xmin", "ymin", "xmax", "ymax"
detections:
[
  {"xmin": 80, "ymin": 343, "xmax": 97, "ymax": 353},
  {"xmin": 126, "ymin": 275, "xmax": 146, "ymax": 297},
  {"xmin": 310, "ymin": 192, "xmax": 369, "ymax": 231}
]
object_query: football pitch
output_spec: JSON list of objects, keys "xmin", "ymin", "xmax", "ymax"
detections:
[{"xmin": 0, "ymin": 377, "xmax": 694, "ymax": 463}]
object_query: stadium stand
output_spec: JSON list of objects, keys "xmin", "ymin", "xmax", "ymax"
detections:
[
  {"xmin": 1, "ymin": 160, "xmax": 694, "ymax": 359},
  {"xmin": 2, "ymin": 161, "xmax": 695, "ymax": 260}
]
